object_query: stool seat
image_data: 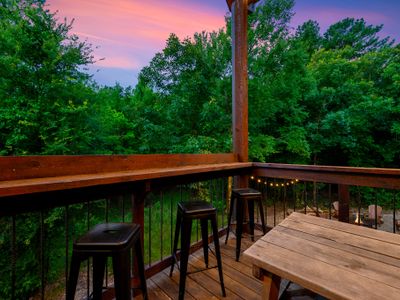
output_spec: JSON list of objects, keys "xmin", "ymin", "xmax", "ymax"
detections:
[
  {"xmin": 74, "ymin": 223, "xmax": 140, "ymax": 251},
  {"xmin": 232, "ymin": 188, "xmax": 261, "ymax": 197},
  {"xmin": 67, "ymin": 223, "xmax": 147, "ymax": 300},
  {"xmin": 178, "ymin": 201, "xmax": 216, "ymax": 217},
  {"xmin": 171, "ymin": 201, "xmax": 225, "ymax": 300},
  {"xmin": 225, "ymin": 188, "xmax": 267, "ymax": 261}
]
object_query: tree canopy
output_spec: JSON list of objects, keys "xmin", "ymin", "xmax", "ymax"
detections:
[
  {"xmin": 1, "ymin": 1, "xmax": 400, "ymax": 297},
  {"xmin": 0, "ymin": 0, "xmax": 399, "ymax": 168}
]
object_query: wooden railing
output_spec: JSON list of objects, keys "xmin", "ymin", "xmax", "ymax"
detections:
[
  {"xmin": 252, "ymin": 163, "xmax": 400, "ymax": 231},
  {"xmin": 1, "ymin": 155, "xmax": 400, "ymax": 299},
  {"xmin": 0, "ymin": 154, "xmax": 251, "ymax": 299}
]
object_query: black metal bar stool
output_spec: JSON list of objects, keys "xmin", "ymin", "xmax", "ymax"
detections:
[
  {"xmin": 170, "ymin": 201, "xmax": 226, "ymax": 300},
  {"xmin": 225, "ymin": 188, "xmax": 267, "ymax": 261},
  {"xmin": 66, "ymin": 223, "xmax": 148, "ymax": 300}
]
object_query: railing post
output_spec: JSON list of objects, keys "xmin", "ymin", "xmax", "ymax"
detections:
[
  {"xmin": 131, "ymin": 182, "xmax": 150, "ymax": 290},
  {"xmin": 338, "ymin": 184, "xmax": 350, "ymax": 223}
]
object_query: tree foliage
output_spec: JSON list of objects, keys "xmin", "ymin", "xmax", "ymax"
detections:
[
  {"xmin": 1, "ymin": 0, "xmax": 400, "ymax": 298},
  {"xmin": 0, "ymin": 0, "xmax": 95, "ymax": 155},
  {"xmin": 1, "ymin": 0, "xmax": 398, "ymax": 167}
]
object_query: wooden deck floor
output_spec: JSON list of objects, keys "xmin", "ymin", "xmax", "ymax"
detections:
[
  {"xmin": 141, "ymin": 231, "xmax": 317, "ymax": 300},
  {"xmin": 146, "ymin": 234, "xmax": 263, "ymax": 300}
]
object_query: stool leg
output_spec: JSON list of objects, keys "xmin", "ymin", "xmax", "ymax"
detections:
[
  {"xmin": 211, "ymin": 215, "xmax": 226, "ymax": 297},
  {"xmin": 248, "ymin": 199, "xmax": 255, "ymax": 241},
  {"xmin": 66, "ymin": 251, "xmax": 81, "ymax": 300},
  {"xmin": 170, "ymin": 209, "xmax": 182, "ymax": 277},
  {"xmin": 178, "ymin": 218, "xmax": 192, "ymax": 300},
  {"xmin": 200, "ymin": 218, "xmax": 209, "ymax": 268},
  {"xmin": 112, "ymin": 251, "xmax": 131, "ymax": 300},
  {"xmin": 134, "ymin": 237, "xmax": 148, "ymax": 300},
  {"xmin": 92, "ymin": 255, "xmax": 107, "ymax": 300},
  {"xmin": 235, "ymin": 197, "xmax": 244, "ymax": 261},
  {"xmin": 225, "ymin": 193, "xmax": 235, "ymax": 244},
  {"xmin": 258, "ymin": 198, "xmax": 267, "ymax": 234}
]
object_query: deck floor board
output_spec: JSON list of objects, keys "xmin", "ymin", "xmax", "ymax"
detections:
[{"xmin": 147, "ymin": 232, "xmax": 313, "ymax": 299}]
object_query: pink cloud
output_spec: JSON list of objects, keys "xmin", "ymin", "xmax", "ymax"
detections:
[
  {"xmin": 47, "ymin": 0, "xmax": 226, "ymax": 71},
  {"xmin": 94, "ymin": 55, "xmax": 140, "ymax": 69}
]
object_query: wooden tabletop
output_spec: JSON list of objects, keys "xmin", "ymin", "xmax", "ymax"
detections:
[{"xmin": 244, "ymin": 212, "xmax": 400, "ymax": 300}]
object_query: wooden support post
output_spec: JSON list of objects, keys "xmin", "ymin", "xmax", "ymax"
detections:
[
  {"xmin": 231, "ymin": 0, "xmax": 249, "ymax": 189},
  {"xmin": 338, "ymin": 184, "xmax": 350, "ymax": 223},
  {"xmin": 131, "ymin": 182, "xmax": 150, "ymax": 291},
  {"xmin": 253, "ymin": 266, "xmax": 281, "ymax": 300}
]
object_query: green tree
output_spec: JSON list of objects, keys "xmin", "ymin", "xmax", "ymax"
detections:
[
  {"xmin": 247, "ymin": 0, "xmax": 313, "ymax": 163},
  {"xmin": 322, "ymin": 18, "xmax": 394, "ymax": 56},
  {"xmin": 0, "ymin": 0, "xmax": 95, "ymax": 155},
  {"xmin": 306, "ymin": 43, "xmax": 400, "ymax": 167},
  {"xmin": 138, "ymin": 30, "xmax": 232, "ymax": 153},
  {"xmin": 294, "ymin": 20, "xmax": 322, "ymax": 56}
]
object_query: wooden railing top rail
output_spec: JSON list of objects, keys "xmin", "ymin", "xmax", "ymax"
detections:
[
  {"xmin": 0, "ymin": 162, "xmax": 252, "ymax": 198},
  {"xmin": 253, "ymin": 162, "xmax": 400, "ymax": 190},
  {"xmin": 2, "ymin": 157, "xmax": 400, "ymax": 214},
  {"xmin": 0, "ymin": 153, "xmax": 237, "ymax": 181},
  {"xmin": 0, "ymin": 154, "xmax": 251, "ymax": 216},
  {"xmin": 2, "ymin": 157, "xmax": 400, "ymax": 198}
]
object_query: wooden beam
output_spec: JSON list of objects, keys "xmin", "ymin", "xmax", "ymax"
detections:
[
  {"xmin": 252, "ymin": 162, "xmax": 400, "ymax": 190},
  {"xmin": 226, "ymin": 0, "xmax": 259, "ymax": 11},
  {"xmin": 232, "ymin": 0, "xmax": 249, "ymax": 165},
  {"xmin": 0, "ymin": 153, "xmax": 237, "ymax": 181},
  {"xmin": 338, "ymin": 184, "xmax": 350, "ymax": 223},
  {"xmin": 231, "ymin": 0, "xmax": 250, "ymax": 188}
]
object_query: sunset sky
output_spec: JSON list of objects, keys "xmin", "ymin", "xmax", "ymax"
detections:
[{"xmin": 46, "ymin": 0, "xmax": 400, "ymax": 87}]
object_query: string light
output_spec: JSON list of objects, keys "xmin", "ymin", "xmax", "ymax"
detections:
[{"xmin": 250, "ymin": 176, "xmax": 300, "ymax": 188}]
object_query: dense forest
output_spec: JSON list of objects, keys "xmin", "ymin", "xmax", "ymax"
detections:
[
  {"xmin": 1, "ymin": 0, "xmax": 400, "ymax": 298},
  {"xmin": 1, "ymin": 0, "xmax": 400, "ymax": 167}
]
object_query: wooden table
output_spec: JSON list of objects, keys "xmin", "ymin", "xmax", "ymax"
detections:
[{"xmin": 243, "ymin": 212, "xmax": 400, "ymax": 300}]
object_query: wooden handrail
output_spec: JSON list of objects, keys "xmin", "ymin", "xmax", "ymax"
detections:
[
  {"xmin": 253, "ymin": 162, "xmax": 400, "ymax": 190},
  {"xmin": 0, "ymin": 162, "xmax": 252, "ymax": 197},
  {"xmin": 0, "ymin": 153, "xmax": 237, "ymax": 181},
  {"xmin": 2, "ymin": 157, "xmax": 400, "ymax": 215},
  {"xmin": 0, "ymin": 154, "xmax": 251, "ymax": 216}
]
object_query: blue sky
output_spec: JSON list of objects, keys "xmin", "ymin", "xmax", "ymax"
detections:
[{"xmin": 48, "ymin": 0, "xmax": 400, "ymax": 88}]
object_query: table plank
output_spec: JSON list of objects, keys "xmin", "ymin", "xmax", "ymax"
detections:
[
  {"xmin": 244, "ymin": 212, "xmax": 400, "ymax": 300},
  {"xmin": 263, "ymin": 228, "xmax": 400, "ymax": 289},
  {"xmin": 245, "ymin": 240, "xmax": 399, "ymax": 300},
  {"xmin": 276, "ymin": 217, "xmax": 400, "ymax": 260},
  {"xmin": 274, "ymin": 226, "xmax": 400, "ymax": 269},
  {"xmin": 288, "ymin": 212, "xmax": 400, "ymax": 245}
]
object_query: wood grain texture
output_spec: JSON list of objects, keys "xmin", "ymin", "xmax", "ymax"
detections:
[
  {"xmin": 253, "ymin": 162, "xmax": 400, "ymax": 189},
  {"xmin": 244, "ymin": 212, "xmax": 400, "ymax": 300},
  {"xmin": 0, "ymin": 153, "xmax": 237, "ymax": 181},
  {"xmin": 0, "ymin": 162, "xmax": 251, "ymax": 197},
  {"xmin": 231, "ymin": 0, "xmax": 249, "ymax": 164}
]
